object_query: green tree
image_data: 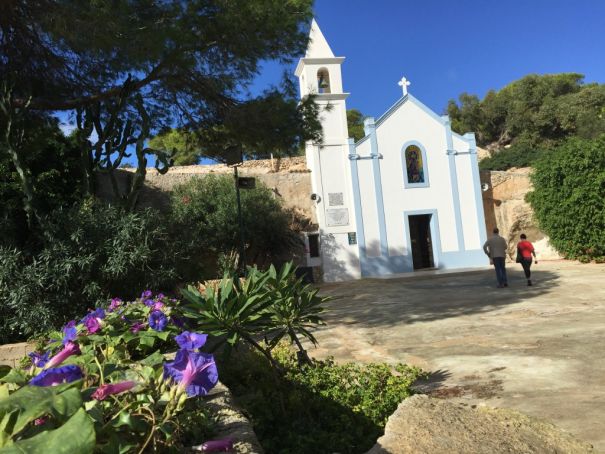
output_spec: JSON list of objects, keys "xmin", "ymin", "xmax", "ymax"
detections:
[
  {"xmin": 448, "ymin": 73, "xmax": 605, "ymax": 170},
  {"xmin": 527, "ymin": 135, "xmax": 605, "ymax": 260},
  {"xmin": 2, "ymin": 0, "xmax": 320, "ymax": 210},
  {"xmin": 0, "ymin": 115, "xmax": 83, "ymax": 246},
  {"xmin": 149, "ymin": 129, "xmax": 200, "ymax": 166},
  {"xmin": 347, "ymin": 109, "xmax": 366, "ymax": 142}
]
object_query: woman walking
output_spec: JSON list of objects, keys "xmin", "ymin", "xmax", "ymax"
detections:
[{"xmin": 517, "ymin": 233, "xmax": 537, "ymax": 286}]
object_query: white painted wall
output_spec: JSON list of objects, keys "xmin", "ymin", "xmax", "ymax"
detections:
[
  {"xmin": 452, "ymin": 134, "xmax": 482, "ymax": 250},
  {"xmin": 374, "ymin": 99, "xmax": 458, "ymax": 256},
  {"xmin": 320, "ymin": 232, "xmax": 361, "ymax": 282},
  {"xmin": 355, "ymin": 141, "xmax": 381, "ymax": 258}
]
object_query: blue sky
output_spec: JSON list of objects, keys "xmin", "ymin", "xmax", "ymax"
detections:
[
  {"xmin": 63, "ymin": 1, "xmax": 605, "ymax": 165},
  {"xmin": 255, "ymin": 0, "xmax": 605, "ymax": 117}
]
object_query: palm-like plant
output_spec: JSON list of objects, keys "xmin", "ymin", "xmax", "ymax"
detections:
[
  {"xmin": 261, "ymin": 263, "xmax": 328, "ymax": 365},
  {"xmin": 181, "ymin": 262, "xmax": 330, "ymax": 368}
]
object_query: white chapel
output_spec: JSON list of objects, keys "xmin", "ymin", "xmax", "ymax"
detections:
[{"xmin": 297, "ymin": 20, "xmax": 488, "ymax": 281}]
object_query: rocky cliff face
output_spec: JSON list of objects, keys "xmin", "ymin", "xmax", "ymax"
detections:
[{"xmin": 480, "ymin": 168, "xmax": 561, "ymax": 260}]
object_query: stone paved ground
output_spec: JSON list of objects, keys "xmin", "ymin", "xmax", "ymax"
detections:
[{"xmin": 307, "ymin": 261, "xmax": 605, "ymax": 452}]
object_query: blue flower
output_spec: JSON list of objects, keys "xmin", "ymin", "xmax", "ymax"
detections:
[
  {"xmin": 143, "ymin": 299, "xmax": 155, "ymax": 307},
  {"xmin": 175, "ymin": 331, "xmax": 208, "ymax": 351},
  {"xmin": 62, "ymin": 320, "xmax": 77, "ymax": 345},
  {"xmin": 90, "ymin": 308, "xmax": 105, "ymax": 319},
  {"xmin": 149, "ymin": 310, "xmax": 168, "ymax": 331},
  {"xmin": 163, "ymin": 349, "xmax": 218, "ymax": 397},
  {"xmin": 28, "ymin": 351, "xmax": 51, "ymax": 368},
  {"xmin": 30, "ymin": 365, "xmax": 83, "ymax": 386}
]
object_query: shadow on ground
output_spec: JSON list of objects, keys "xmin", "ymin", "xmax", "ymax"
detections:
[{"xmin": 317, "ymin": 267, "xmax": 560, "ymax": 329}]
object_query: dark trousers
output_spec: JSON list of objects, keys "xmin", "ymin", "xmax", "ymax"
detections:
[
  {"xmin": 520, "ymin": 258, "xmax": 532, "ymax": 279},
  {"xmin": 493, "ymin": 257, "xmax": 507, "ymax": 286}
]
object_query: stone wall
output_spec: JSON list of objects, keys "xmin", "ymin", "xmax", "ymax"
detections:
[
  {"xmin": 0, "ymin": 342, "xmax": 34, "ymax": 368},
  {"xmin": 97, "ymin": 157, "xmax": 316, "ymax": 226},
  {"xmin": 98, "ymin": 158, "xmax": 560, "ymax": 262}
]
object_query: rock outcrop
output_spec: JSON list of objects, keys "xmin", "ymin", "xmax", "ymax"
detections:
[
  {"xmin": 366, "ymin": 395, "xmax": 593, "ymax": 454},
  {"xmin": 480, "ymin": 167, "xmax": 561, "ymax": 261}
]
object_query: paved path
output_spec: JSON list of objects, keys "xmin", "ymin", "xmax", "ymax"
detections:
[{"xmin": 308, "ymin": 261, "xmax": 605, "ymax": 451}]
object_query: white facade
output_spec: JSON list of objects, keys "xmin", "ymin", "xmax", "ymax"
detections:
[{"xmin": 297, "ymin": 20, "xmax": 488, "ymax": 281}]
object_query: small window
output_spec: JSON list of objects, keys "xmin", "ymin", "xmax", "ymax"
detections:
[
  {"xmin": 317, "ymin": 68, "xmax": 331, "ymax": 94},
  {"xmin": 405, "ymin": 145, "xmax": 425, "ymax": 184},
  {"xmin": 308, "ymin": 233, "xmax": 320, "ymax": 258}
]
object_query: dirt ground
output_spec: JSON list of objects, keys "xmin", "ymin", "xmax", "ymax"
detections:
[{"xmin": 308, "ymin": 260, "xmax": 605, "ymax": 451}]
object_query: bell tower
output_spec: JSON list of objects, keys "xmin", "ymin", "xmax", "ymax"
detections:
[
  {"xmin": 295, "ymin": 19, "xmax": 361, "ymax": 282},
  {"xmin": 295, "ymin": 19, "xmax": 349, "ymax": 142}
]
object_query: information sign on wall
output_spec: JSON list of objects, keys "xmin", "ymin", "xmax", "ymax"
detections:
[{"xmin": 325, "ymin": 208, "xmax": 349, "ymax": 226}]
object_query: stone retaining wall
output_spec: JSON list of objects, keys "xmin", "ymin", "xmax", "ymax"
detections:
[
  {"xmin": 0, "ymin": 342, "xmax": 34, "ymax": 368},
  {"xmin": 96, "ymin": 157, "xmax": 317, "ymax": 225}
]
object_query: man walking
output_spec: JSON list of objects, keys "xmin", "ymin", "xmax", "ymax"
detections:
[{"xmin": 483, "ymin": 228, "xmax": 508, "ymax": 288}]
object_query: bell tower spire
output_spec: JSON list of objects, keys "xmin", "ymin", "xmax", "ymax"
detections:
[
  {"xmin": 294, "ymin": 19, "xmax": 361, "ymax": 282},
  {"xmin": 295, "ymin": 19, "xmax": 349, "ymax": 141}
]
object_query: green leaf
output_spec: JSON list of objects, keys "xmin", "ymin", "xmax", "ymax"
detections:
[
  {"xmin": 138, "ymin": 335, "xmax": 155, "ymax": 348},
  {"xmin": 0, "ymin": 370, "xmax": 27, "ymax": 386},
  {"xmin": 139, "ymin": 351, "xmax": 164, "ymax": 367},
  {"xmin": 0, "ymin": 369, "xmax": 10, "ymax": 382},
  {"xmin": 0, "ymin": 408, "xmax": 95, "ymax": 454},
  {"xmin": 0, "ymin": 386, "xmax": 82, "ymax": 436}
]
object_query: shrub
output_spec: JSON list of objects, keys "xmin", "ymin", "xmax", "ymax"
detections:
[
  {"xmin": 219, "ymin": 344, "xmax": 423, "ymax": 454},
  {"xmin": 479, "ymin": 143, "xmax": 544, "ymax": 171},
  {"xmin": 171, "ymin": 175, "xmax": 300, "ymax": 278},
  {"xmin": 527, "ymin": 135, "xmax": 605, "ymax": 260},
  {"xmin": 0, "ymin": 199, "xmax": 187, "ymax": 342}
]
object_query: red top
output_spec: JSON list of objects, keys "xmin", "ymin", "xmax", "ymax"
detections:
[{"xmin": 517, "ymin": 240, "xmax": 535, "ymax": 258}]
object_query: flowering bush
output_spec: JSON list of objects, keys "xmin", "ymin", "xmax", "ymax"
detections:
[{"xmin": 0, "ymin": 291, "xmax": 218, "ymax": 452}]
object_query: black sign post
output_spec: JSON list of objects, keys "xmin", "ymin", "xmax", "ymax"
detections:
[{"xmin": 233, "ymin": 166, "xmax": 247, "ymax": 275}]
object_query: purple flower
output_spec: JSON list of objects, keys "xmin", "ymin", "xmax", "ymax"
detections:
[
  {"xmin": 91, "ymin": 380, "xmax": 137, "ymax": 400},
  {"xmin": 28, "ymin": 351, "xmax": 51, "ymax": 368},
  {"xmin": 163, "ymin": 349, "xmax": 218, "ymax": 397},
  {"xmin": 45, "ymin": 341, "xmax": 81, "ymax": 369},
  {"xmin": 143, "ymin": 299, "xmax": 155, "ymax": 307},
  {"xmin": 152, "ymin": 301, "xmax": 165, "ymax": 311},
  {"xmin": 84, "ymin": 316, "xmax": 101, "ymax": 334},
  {"xmin": 130, "ymin": 322, "xmax": 146, "ymax": 333},
  {"xmin": 156, "ymin": 293, "xmax": 165, "ymax": 300},
  {"xmin": 149, "ymin": 311, "xmax": 168, "ymax": 331},
  {"xmin": 30, "ymin": 365, "xmax": 83, "ymax": 386},
  {"xmin": 141, "ymin": 290, "xmax": 153, "ymax": 299},
  {"xmin": 108, "ymin": 298, "xmax": 122, "ymax": 312},
  {"xmin": 175, "ymin": 331, "xmax": 208, "ymax": 351},
  {"xmin": 201, "ymin": 440, "xmax": 234, "ymax": 452},
  {"xmin": 62, "ymin": 321, "xmax": 77, "ymax": 345},
  {"xmin": 80, "ymin": 308, "xmax": 105, "ymax": 334}
]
